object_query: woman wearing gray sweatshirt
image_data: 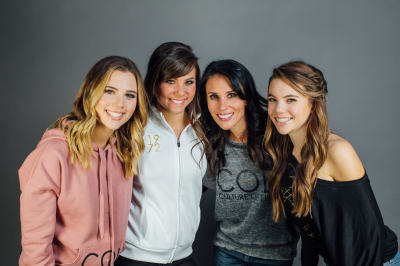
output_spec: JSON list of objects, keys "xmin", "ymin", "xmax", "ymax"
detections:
[{"xmin": 200, "ymin": 59, "xmax": 298, "ymax": 266}]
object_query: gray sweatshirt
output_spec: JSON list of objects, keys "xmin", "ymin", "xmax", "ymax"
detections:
[{"xmin": 203, "ymin": 139, "xmax": 298, "ymax": 260}]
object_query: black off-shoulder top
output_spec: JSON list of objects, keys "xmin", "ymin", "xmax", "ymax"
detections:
[{"xmin": 280, "ymin": 155, "xmax": 398, "ymax": 266}]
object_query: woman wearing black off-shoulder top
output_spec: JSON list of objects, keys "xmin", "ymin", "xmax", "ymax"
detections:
[{"xmin": 264, "ymin": 61, "xmax": 399, "ymax": 266}]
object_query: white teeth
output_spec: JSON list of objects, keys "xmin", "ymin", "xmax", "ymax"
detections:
[
  {"xmin": 276, "ymin": 117, "xmax": 291, "ymax": 122},
  {"xmin": 171, "ymin": 99, "xmax": 185, "ymax": 104},
  {"xmin": 107, "ymin": 111, "xmax": 122, "ymax": 118},
  {"xmin": 218, "ymin": 113, "xmax": 233, "ymax": 119}
]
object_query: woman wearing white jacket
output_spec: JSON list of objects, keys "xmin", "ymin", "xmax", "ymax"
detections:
[{"xmin": 116, "ymin": 42, "xmax": 207, "ymax": 266}]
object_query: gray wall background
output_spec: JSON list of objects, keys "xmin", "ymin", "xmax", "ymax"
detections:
[{"xmin": 2, "ymin": 0, "xmax": 399, "ymax": 265}]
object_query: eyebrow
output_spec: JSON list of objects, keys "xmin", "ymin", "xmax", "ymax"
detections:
[
  {"xmin": 207, "ymin": 89, "xmax": 235, "ymax": 95},
  {"xmin": 106, "ymin": 85, "xmax": 137, "ymax": 94},
  {"xmin": 268, "ymin": 93, "xmax": 299, "ymax": 98}
]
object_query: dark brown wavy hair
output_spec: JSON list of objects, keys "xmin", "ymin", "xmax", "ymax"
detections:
[
  {"xmin": 144, "ymin": 42, "xmax": 206, "ymax": 159},
  {"xmin": 264, "ymin": 61, "xmax": 329, "ymax": 221}
]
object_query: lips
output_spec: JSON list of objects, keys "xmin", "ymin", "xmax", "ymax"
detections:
[
  {"xmin": 217, "ymin": 113, "xmax": 233, "ymax": 121},
  {"xmin": 106, "ymin": 110, "xmax": 124, "ymax": 120},
  {"xmin": 170, "ymin": 98, "xmax": 186, "ymax": 104},
  {"xmin": 275, "ymin": 117, "xmax": 291, "ymax": 122},
  {"xmin": 273, "ymin": 116, "xmax": 293, "ymax": 127}
]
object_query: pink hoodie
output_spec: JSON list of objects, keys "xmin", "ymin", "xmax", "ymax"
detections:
[{"xmin": 19, "ymin": 128, "xmax": 133, "ymax": 266}]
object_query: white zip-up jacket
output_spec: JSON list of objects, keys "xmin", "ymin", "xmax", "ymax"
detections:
[{"xmin": 121, "ymin": 107, "xmax": 207, "ymax": 263}]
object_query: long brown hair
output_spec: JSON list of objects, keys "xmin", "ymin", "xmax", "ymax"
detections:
[
  {"xmin": 264, "ymin": 61, "xmax": 329, "ymax": 221},
  {"xmin": 199, "ymin": 59, "xmax": 271, "ymax": 176},
  {"xmin": 144, "ymin": 42, "xmax": 206, "ymax": 158},
  {"xmin": 53, "ymin": 56, "xmax": 148, "ymax": 177}
]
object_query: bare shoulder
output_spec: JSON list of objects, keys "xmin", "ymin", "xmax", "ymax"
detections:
[{"xmin": 325, "ymin": 134, "xmax": 365, "ymax": 181}]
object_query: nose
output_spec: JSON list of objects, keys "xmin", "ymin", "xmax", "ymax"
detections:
[
  {"xmin": 274, "ymin": 101, "xmax": 285, "ymax": 113},
  {"xmin": 175, "ymin": 82, "xmax": 185, "ymax": 96},
  {"xmin": 217, "ymin": 98, "xmax": 228, "ymax": 111},
  {"xmin": 113, "ymin": 93, "xmax": 124, "ymax": 108}
]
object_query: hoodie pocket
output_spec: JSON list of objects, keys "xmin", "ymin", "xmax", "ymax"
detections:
[
  {"xmin": 56, "ymin": 247, "xmax": 82, "ymax": 265},
  {"xmin": 56, "ymin": 245, "xmax": 116, "ymax": 266}
]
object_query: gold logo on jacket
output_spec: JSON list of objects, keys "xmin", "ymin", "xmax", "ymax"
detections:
[{"xmin": 148, "ymin": 134, "xmax": 160, "ymax": 152}]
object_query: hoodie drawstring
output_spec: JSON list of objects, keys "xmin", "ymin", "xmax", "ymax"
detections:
[
  {"xmin": 106, "ymin": 148, "xmax": 115, "ymax": 265},
  {"xmin": 98, "ymin": 148, "xmax": 107, "ymax": 240},
  {"xmin": 97, "ymin": 144, "xmax": 117, "ymax": 265}
]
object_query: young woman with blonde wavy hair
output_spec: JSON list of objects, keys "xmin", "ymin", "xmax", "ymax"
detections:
[
  {"xmin": 264, "ymin": 61, "xmax": 398, "ymax": 266},
  {"xmin": 19, "ymin": 56, "xmax": 147, "ymax": 266}
]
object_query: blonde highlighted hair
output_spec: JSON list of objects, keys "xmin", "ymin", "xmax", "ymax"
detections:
[
  {"xmin": 53, "ymin": 56, "xmax": 148, "ymax": 177},
  {"xmin": 264, "ymin": 61, "xmax": 329, "ymax": 221}
]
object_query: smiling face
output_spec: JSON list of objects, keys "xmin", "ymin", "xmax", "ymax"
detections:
[
  {"xmin": 156, "ymin": 67, "xmax": 196, "ymax": 117},
  {"xmin": 206, "ymin": 74, "xmax": 247, "ymax": 137},
  {"xmin": 267, "ymin": 78, "xmax": 312, "ymax": 139},
  {"xmin": 95, "ymin": 70, "xmax": 138, "ymax": 137}
]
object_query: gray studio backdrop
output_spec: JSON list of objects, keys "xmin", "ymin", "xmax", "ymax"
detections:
[{"xmin": 2, "ymin": 0, "xmax": 399, "ymax": 265}]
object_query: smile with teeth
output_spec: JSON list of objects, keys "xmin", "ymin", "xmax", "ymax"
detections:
[
  {"xmin": 217, "ymin": 113, "xmax": 233, "ymax": 120},
  {"xmin": 275, "ymin": 117, "xmax": 292, "ymax": 123},
  {"xmin": 170, "ymin": 98, "xmax": 186, "ymax": 104},
  {"xmin": 107, "ymin": 110, "xmax": 124, "ymax": 119}
]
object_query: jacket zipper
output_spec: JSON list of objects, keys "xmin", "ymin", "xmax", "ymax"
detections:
[{"xmin": 169, "ymin": 136, "xmax": 181, "ymax": 262}]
